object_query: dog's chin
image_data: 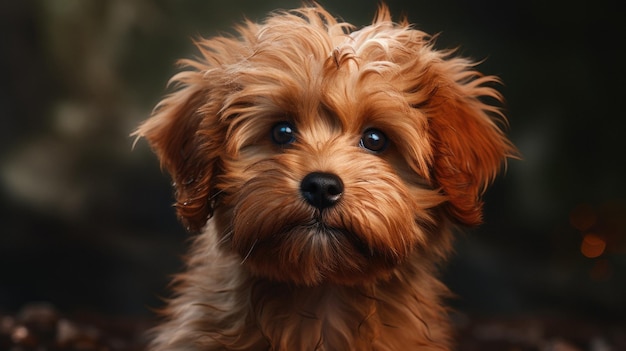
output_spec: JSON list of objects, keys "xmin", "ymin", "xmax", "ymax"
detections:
[{"xmin": 231, "ymin": 216, "xmax": 408, "ymax": 287}]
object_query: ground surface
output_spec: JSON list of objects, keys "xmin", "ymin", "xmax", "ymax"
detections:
[{"xmin": 2, "ymin": 303, "xmax": 623, "ymax": 351}]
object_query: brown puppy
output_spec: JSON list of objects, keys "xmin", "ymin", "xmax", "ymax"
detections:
[{"xmin": 135, "ymin": 4, "xmax": 515, "ymax": 350}]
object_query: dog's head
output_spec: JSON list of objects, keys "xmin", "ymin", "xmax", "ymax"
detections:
[{"xmin": 135, "ymin": 5, "xmax": 515, "ymax": 286}]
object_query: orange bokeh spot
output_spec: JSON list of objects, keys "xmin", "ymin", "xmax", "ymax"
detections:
[{"xmin": 580, "ymin": 233, "xmax": 606, "ymax": 258}]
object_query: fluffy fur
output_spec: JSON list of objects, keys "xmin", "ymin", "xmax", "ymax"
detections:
[{"xmin": 135, "ymin": 4, "xmax": 515, "ymax": 350}]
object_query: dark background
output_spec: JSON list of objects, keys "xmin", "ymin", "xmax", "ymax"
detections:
[{"xmin": 1, "ymin": 0, "xmax": 624, "ymax": 330}]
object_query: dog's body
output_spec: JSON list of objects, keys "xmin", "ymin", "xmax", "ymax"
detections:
[{"xmin": 136, "ymin": 4, "xmax": 514, "ymax": 350}]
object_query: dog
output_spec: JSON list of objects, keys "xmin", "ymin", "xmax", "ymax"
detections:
[{"xmin": 134, "ymin": 4, "xmax": 515, "ymax": 350}]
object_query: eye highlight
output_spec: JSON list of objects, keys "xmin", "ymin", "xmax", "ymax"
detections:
[
  {"xmin": 359, "ymin": 128, "xmax": 388, "ymax": 153},
  {"xmin": 271, "ymin": 122, "xmax": 296, "ymax": 145}
]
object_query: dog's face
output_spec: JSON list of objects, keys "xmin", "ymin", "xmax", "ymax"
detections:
[{"xmin": 136, "ymin": 6, "xmax": 514, "ymax": 286}]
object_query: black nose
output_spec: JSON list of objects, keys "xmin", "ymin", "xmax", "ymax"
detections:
[{"xmin": 300, "ymin": 172, "xmax": 344, "ymax": 209}]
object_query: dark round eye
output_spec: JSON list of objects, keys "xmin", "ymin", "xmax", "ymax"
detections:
[
  {"xmin": 271, "ymin": 122, "xmax": 296, "ymax": 145},
  {"xmin": 359, "ymin": 128, "xmax": 388, "ymax": 153}
]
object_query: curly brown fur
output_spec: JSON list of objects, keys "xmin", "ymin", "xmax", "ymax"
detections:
[{"xmin": 135, "ymin": 4, "xmax": 515, "ymax": 350}]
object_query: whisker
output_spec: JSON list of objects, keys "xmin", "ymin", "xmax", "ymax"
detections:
[
  {"xmin": 208, "ymin": 188, "xmax": 225, "ymax": 202},
  {"xmin": 218, "ymin": 228, "xmax": 233, "ymax": 246},
  {"xmin": 240, "ymin": 238, "xmax": 258, "ymax": 265}
]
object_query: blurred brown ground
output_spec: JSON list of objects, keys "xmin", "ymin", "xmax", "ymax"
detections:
[{"xmin": 2, "ymin": 303, "xmax": 625, "ymax": 351}]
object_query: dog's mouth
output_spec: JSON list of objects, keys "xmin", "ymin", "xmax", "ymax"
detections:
[
  {"xmin": 230, "ymin": 211, "xmax": 406, "ymax": 286},
  {"xmin": 301, "ymin": 219, "xmax": 373, "ymax": 256}
]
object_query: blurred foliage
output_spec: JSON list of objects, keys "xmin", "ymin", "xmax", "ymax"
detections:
[{"xmin": 1, "ymin": 0, "xmax": 624, "ymax": 321}]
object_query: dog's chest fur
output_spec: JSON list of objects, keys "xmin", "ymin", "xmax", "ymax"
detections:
[
  {"xmin": 248, "ymin": 283, "xmax": 450, "ymax": 351},
  {"xmin": 153, "ymin": 222, "xmax": 451, "ymax": 351}
]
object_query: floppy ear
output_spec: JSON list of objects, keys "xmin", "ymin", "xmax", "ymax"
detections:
[
  {"xmin": 134, "ymin": 64, "xmax": 226, "ymax": 232},
  {"xmin": 422, "ymin": 56, "xmax": 516, "ymax": 226}
]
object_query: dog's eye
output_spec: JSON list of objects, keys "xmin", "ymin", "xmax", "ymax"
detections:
[
  {"xmin": 271, "ymin": 122, "xmax": 296, "ymax": 145},
  {"xmin": 359, "ymin": 128, "xmax": 388, "ymax": 153}
]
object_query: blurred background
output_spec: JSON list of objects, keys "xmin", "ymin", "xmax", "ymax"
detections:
[{"xmin": 1, "ymin": 0, "xmax": 624, "ymax": 346}]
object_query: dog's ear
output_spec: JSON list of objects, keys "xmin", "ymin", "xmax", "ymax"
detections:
[
  {"xmin": 420, "ymin": 57, "xmax": 516, "ymax": 226},
  {"xmin": 134, "ymin": 65, "xmax": 225, "ymax": 232}
]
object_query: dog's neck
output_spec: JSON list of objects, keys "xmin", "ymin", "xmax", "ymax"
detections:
[{"xmin": 240, "ymin": 266, "xmax": 451, "ymax": 351}]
